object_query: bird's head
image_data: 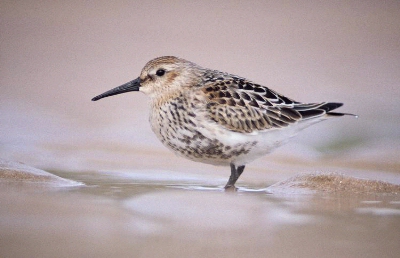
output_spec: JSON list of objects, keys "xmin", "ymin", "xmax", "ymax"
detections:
[{"xmin": 92, "ymin": 56, "xmax": 202, "ymax": 102}]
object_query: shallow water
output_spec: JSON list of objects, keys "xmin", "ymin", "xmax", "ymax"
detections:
[{"xmin": 1, "ymin": 166, "xmax": 399, "ymax": 258}]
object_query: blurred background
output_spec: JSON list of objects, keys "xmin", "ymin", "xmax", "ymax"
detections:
[{"xmin": 1, "ymin": 0, "xmax": 399, "ymax": 175}]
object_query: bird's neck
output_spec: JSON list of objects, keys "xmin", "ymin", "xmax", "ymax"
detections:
[{"xmin": 149, "ymin": 89, "xmax": 184, "ymax": 110}]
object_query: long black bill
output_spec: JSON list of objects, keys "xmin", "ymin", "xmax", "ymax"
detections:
[{"xmin": 91, "ymin": 77, "xmax": 140, "ymax": 101}]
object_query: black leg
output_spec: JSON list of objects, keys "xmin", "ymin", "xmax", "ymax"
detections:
[{"xmin": 224, "ymin": 163, "xmax": 246, "ymax": 189}]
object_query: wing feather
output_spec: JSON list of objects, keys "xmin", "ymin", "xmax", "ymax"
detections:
[{"xmin": 200, "ymin": 72, "xmax": 344, "ymax": 133}]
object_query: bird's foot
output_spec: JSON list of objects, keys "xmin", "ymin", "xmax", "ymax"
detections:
[{"xmin": 224, "ymin": 184, "xmax": 238, "ymax": 192}]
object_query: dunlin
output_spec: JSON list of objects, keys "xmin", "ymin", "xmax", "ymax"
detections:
[{"xmin": 92, "ymin": 56, "xmax": 355, "ymax": 189}]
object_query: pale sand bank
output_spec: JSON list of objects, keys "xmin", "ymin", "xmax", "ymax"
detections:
[
  {"xmin": 0, "ymin": 159, "xmax": 83, "ymax": 187},
  {"xmin": 268, "ymin": 172, "xmax": 400, "ymax": 195}
]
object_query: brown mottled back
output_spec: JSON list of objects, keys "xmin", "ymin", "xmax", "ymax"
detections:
[{"xmin": 200, "ymin": 73, "xmax": 303, "ymax": 133}]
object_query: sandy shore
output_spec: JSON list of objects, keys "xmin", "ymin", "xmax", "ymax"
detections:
[{"xmin": 1, "ymin": 159, "xmax": 399, "ymax": 258}]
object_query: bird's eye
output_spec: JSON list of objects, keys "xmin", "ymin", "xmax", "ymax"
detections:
[{"xmin": 156, "ymin": 69, "xmax": 166, "ymax": 76}]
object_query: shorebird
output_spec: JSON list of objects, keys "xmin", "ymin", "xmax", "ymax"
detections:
[{"xmin": 92, "ymin": 56, "xmax": 355, "ymax": 189}]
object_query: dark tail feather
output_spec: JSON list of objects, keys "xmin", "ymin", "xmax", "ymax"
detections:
[
  {"xmin": 319, "ymin": 102, "xmax": 343, "ymax": 112},
  {"xmin": 296, "ymin": 102, "xmax": 357, "ymax": 119},
  {"xmin": 320, "ymin": 102, "xmax": 358, "ymax": 117},
  {"xmin": 326, "ymin": 112, "xmax": 346, "ymax": 117},
  {"xmin": 327, "ymin": 112, "xmax": 358, "ymax": 117}
]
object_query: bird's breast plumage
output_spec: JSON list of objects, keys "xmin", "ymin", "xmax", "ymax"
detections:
[{"xmin": 148, "ymin": 90, "xmax": 262, "ymax": 166}]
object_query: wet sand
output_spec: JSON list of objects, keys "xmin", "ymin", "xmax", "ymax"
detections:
[{"xmin": 1, "ymin": 159, "xmax": 399, "ymax": 258}]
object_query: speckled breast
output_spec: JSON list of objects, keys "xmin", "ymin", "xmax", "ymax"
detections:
[{"xmin": 148, "ymin": 94, "xmax": 256, "ymax": 166}]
